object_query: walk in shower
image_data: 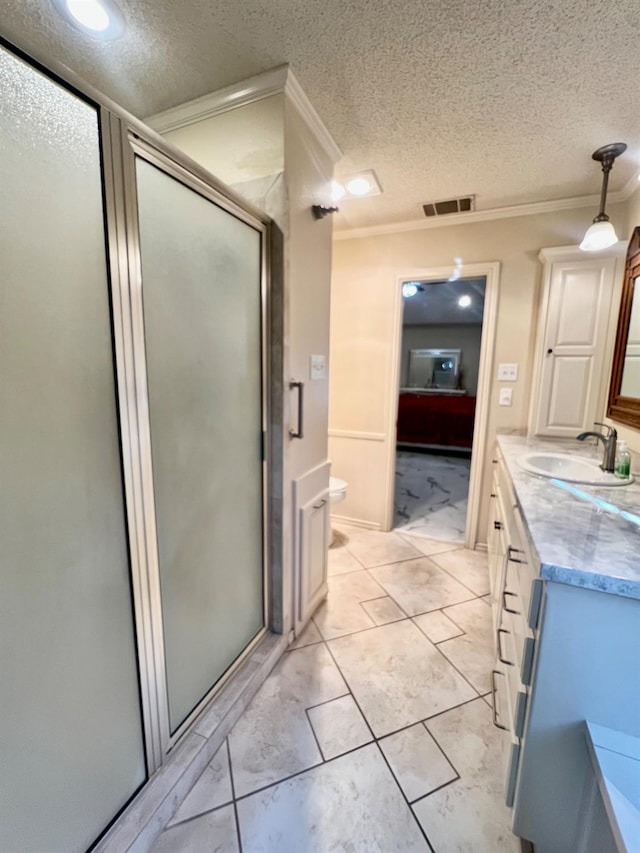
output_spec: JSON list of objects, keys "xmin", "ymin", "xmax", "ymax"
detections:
[{"xmin": 0, "ymin": 40, "xmax": 269, "ymax": 852}]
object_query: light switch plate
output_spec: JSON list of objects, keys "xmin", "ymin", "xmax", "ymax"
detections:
[
  {"xmin": 310, "ymin": 354, "xmax": 326, "ymax": 380},
  {"xmin": 498, "ymin": 363, "xmax": 518, "ymax": 381},
  {"xmin": 499, "ymin": 387, "xmax": 513, "ymax": 406}
]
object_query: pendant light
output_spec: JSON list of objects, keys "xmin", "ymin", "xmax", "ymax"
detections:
[{"xmin": 579, "ymin": 143, "xmax": 626, "ymax": 251}]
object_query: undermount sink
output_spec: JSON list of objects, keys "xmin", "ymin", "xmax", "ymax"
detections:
[{"xmin": 517, "ymin": 452, "xmax": 634, "ymax": 487}]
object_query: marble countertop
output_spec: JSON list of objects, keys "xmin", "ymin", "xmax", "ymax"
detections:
[{"xmin": 497, "ymin": 435, "xmax": 640, "ymax": 600}]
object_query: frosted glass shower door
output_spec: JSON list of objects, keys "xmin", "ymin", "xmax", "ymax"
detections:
[
  {"xmin": 135, "ymin": 158, "xmax": 266, "ymax": 732},
  {"xmin": 0, "ymin": 48, "xmax": 146, "ymax": 852}
]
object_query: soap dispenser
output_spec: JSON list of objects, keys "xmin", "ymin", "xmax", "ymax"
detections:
[{"xmin": 615, "ymin": 441, "xmax": 631, "ymax": 479}]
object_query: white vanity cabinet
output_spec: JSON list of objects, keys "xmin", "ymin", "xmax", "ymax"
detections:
[
  {"xmin": 488, "ymin": 448, "xmax": 541, "ymax": 809},
  {"xmin": 293, "ymin": 461, "xmax": 331, "ymax": 635},
  {"xmin": 297, "ymin": 491, "xmax": 330, "ymax": 627},
  {"xmin": 488, "ymin": 441, "xmax": 640, "ymax": 853}
]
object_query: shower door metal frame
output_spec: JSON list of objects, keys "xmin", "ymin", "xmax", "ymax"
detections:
[
  {"xmin": 0, "ymin": 33, "xmax": 273, "ymax": 774},
  {"xmin": 102, "ymin": 113, "xmax": 272, "ymax": 765}
]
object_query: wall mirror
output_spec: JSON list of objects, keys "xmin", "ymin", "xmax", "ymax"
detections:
[
  {"xmin": 607, "ymin": 226, "xmax": 640, "ymax": 428},
  {"xmin": 406, "ymin": 348, "xmax": 461, "ymax": 389}
]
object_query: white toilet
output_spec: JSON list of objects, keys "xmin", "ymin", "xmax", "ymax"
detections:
[
  {"xmin": 329, "ymin": 476, "xmax": 348, "ymax": 505},
  {"xmin": 328, "ymin": 477, "xmax": 348, "ymax": 547}
]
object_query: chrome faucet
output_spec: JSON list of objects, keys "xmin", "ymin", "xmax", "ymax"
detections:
[{"xmin": 576, "ymin": 422, "xmax": 617, "ymax": 473}]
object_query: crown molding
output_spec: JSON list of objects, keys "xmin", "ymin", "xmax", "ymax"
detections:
[
  {"xmin": 145, "ymin": 65, "xmax": 342, "ymax": 166},
  {"xmin": 145, "ymin": 66, "xmax": 288, "ymax": 134},
  {"xmin": 281, "ymin": 69, "xmax": 342, "ymax": 165},
  {"xmin": 333, "ymin": 190, "xmax": 631, "ymax": 241},
  {"xmin": 538, "ymin": 241, "xmax": 628, "ymax": 263}
]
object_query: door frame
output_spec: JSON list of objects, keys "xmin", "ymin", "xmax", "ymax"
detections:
[
  {"xmin": 106, "ymin": 120, "xmax": 273, "ymax": 762},
  {"xmin": 384, "ymin": 262, "xmax": 500, "ymax": 548}
]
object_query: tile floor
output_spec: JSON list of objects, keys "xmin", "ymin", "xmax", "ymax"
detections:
[
  {"xmin": 394, "ymin": 451, "xmax": 471, "ymax": 542},
  {"xmin": 151, "ymin": 525, "xmax": 522, "ymax": 853}
]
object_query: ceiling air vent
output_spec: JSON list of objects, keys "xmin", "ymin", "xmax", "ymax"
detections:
[{"xmin": 422, "ymin": 196, "xmax": 475, "ymax": 217}]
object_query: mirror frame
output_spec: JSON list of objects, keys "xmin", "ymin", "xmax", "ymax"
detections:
[{"xmin": 607, "ymin": 226, "xmax": 640, "ymax": 429}]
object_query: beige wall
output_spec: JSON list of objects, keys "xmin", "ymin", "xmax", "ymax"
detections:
[
  {"xmin": 401, "ymin": 324, "xmax": 482, "ymax": 394},
  {"xmin": 163, "ymin": 95, "xmax": 284, "ymax": 186},
  {"xmin": 328, "ymin": 201, "xmax": 628, "ymax": 542},
  {"xmin": 284, "ymin": 99, "xmax": 334, "ymax": 480}
]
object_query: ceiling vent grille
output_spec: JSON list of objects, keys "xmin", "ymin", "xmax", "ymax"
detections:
[{"xmin": 422, "ymin": 195, "xmax": 475, "ymax": 217}]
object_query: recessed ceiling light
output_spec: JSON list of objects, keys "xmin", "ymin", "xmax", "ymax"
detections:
[
  {"xmin": 51, "ymin": 0, "xmax": 125, "ymax": 39},
  {"xmin": 336, "ymin": 169, "xmax": 382, "ymax": 200},
  {"xmin": 458, "ymin": 295, "xmax": 472, "ymax": 308},
  {"xmin": 67, "ymin": 0, "xmax": 109, "ymax": 29},
  {"xmin": 346, "ymin": 176, "xmax": 372, "ymax": 196}
]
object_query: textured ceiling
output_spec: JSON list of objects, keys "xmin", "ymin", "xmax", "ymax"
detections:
[
  {"xmin": 403, "ymin": 278, "xmax": 486, "ymax": 326},
  {"xmin": 2, "ymin": 0, "xmax": 640, "ymax": 230}
]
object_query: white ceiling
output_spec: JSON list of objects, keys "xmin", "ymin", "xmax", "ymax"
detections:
[
  {"xmin": 2, "ymin": 0, "xmax": 640, "ymax": 231},
  {"xmin": 402, "ymin": 278, "xmax": 486, "ymax": 326}
]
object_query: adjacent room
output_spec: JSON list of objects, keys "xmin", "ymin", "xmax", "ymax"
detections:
[{"xmin": 394, "ymin": 275, "xmax": 486, "ymax": 541}]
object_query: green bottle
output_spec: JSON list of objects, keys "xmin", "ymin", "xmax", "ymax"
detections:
[{"xmin": 615, "ymin": 441, "xmax": 631, "ymax": 479}]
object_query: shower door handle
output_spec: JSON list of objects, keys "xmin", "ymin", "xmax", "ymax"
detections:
[{"xmin": 289, "ymin": 380, "xmax": 304, "ymax": 439}]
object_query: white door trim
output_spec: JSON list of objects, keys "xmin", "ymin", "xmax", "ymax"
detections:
[{"xmin": 385, "ymin": 262, "xmax": 501, "ymax": 548}]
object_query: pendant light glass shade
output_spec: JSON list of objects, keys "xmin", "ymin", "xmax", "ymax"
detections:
[
  {"xmin": 579, "ymin": 143, "xmax": 626, "ymax": 252},
  {"xmin": 579, "ymin": 219, "xmax": 619, "ymax": 252}
]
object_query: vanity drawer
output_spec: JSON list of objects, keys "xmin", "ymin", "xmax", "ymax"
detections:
[
  {"xmin": 502, "ymin": 516, "xmax": 538, "ymax": 629},
  {"xmin": 508, "ymin": 547, "xmax": 543, "ymax": 634},
  {"xmin": 491, "ymin": 666, "xmax": 523, "ymax": 809},
  {"xmin": 491, "ymin": 665, "xmax": 511, "ymax": 733},
  {"xmin": 496, "ymin": 616, "xmax": 518, "ymax": 673},
  {"xmin": 496, "ymin": 615, "xmax": 530, "ymax": 730},
  {"xmin": 503, "ymin": 607, "xmax": 536, "ymax": 686},
  {"xmin": 489, "ymin": 478, "xmax": 509, "ymax": 632},
  {"xmin": 512, "ymin": 501, "xmax": 535, "ymax": 561},
  {"xmin": 495, "ymin": 458, "xmax": 516, "ymax": 517}
]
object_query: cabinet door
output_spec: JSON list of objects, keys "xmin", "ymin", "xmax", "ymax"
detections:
[
  {"xmin": 491, "ymin": 667, "xmax": 520, "ymax": 808},
  {"xmin": 489, "ymin": 491, "xmax": 509, "ymax": 634},
  {"xmin": 297, "ymin": 492, "xmax": 330, "ymax": 628},
  {"xmin": 488, "ymin": 486, "xmax": 502, "ymax": 599},
  {"xmin": 533, "ymin": 253, "xmax": 618, "ymax": 437}
]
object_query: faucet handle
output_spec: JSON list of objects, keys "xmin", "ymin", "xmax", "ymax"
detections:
[{"xmin": 594, "ymin": 422, "xmax": 617, "ymax": 438}]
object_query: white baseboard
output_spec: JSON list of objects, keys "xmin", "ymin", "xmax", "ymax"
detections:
[{"xmin": 330, "ymin": 514, "xmax": 381, "ymax": 531}]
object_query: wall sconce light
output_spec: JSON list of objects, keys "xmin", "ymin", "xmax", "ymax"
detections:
[
  {"xmin": 311, "ymin": 205, "xmax": 339, "ymax": 220},
  {"xmin": 579, "ymin": 143, "xmax": 626, "ymax": 251}
]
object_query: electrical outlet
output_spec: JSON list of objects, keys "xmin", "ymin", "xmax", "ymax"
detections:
[
  {"xmin": 310, "ymin": 354, "xmax": 326, "ymax": 380},
  {"xmin": 499, "ymin": 387, "xmax": 513, "ymax": 406},
  {"xmin": 498, "ymin": 363, "xmax": 518, "ymax": 381}
]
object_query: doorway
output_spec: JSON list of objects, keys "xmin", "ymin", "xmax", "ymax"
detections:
[{"xmin": 386, "ymin": 263, "xmax": 500, "ymax": 547}]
